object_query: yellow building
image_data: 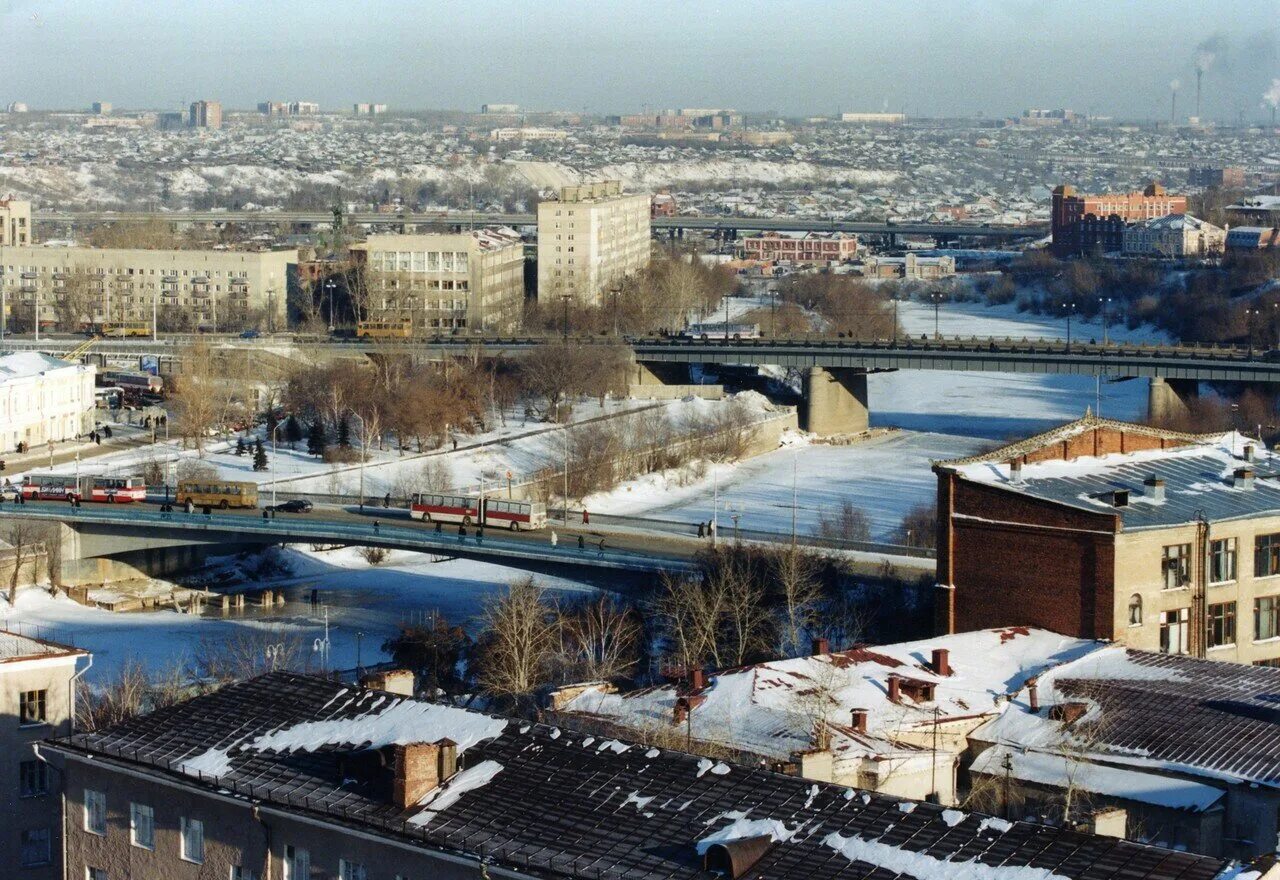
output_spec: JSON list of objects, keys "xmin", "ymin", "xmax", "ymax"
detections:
[
  {"xmin": 0, "ymin": 198, "xmax": 32, "ymax": 247},
  {"xmin": 350, "ymin": 228, "xmax": 526, "ymax": 333},
  {"xmin": 536, "ymin": 180, "xmax": 650, "ymax": 306}
]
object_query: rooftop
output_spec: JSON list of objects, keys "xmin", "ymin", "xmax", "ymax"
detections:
[
  {"xmin": 0, "ymin": 629, "xmax": 87, "ymax": 664},
  {"xmin": 0, "ymin": 351, "xmax": 86, "ymax": 382},
  {"xmin": 1131, "ymin": 214, "xmax": 1217, "ymax": 232},
  {"xmin": 48, "ymin": 671, "xmax": 1239, "ymax": 880}
]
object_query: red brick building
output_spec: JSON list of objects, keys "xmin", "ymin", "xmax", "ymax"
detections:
[
  {"xmin": 741, "ymin": 231, "xmax": 858, "ymax": 263},
  {"xmin": 1050, "ymin": 183, "xmax": 1187, "ymax": 256}
]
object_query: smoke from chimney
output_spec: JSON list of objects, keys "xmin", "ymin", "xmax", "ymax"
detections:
[
  {"xmin": 1170, "ymin": 79, "xmax": 1180, "ymax": 125},
  {"xmin": 1192, "ymin": 33, "xmax": 1226, "ymax": 120},
  {"xmin": 1264, "ymin": 79, "xmax": 1280, "ymax": 128}
]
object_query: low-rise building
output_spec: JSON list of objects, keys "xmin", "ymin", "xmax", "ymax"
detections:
[
  {"xmin": 1226, "ymin": 195, "xmax": 1280, "ymax": 226},
  {"xmin": 0, "ymin": 352, "xmax": 95, "ymax": 453},
  {"xmin": 1226, "ymin": 226, "xmax": 1280, "ymax": 250},
  {"xmin": 537, "ymin": 180, "xmax": 650, "ymax": 305},
  {"xmin": 840, "ymin": 112, "xmax": 906, "ymax": 125},
  {"xmin": 934, "ymin": 415, "xmax": 1280, "ymax": 667},
  {"xmin": 0, "ymin": 245, "xmax": 295, "ymax": 332},
  {"xmin": 43, "ymin": 670, "xmax": 1250, "ymax": 880},
  {"xmin": 0, "ymin": 197, "xmax": 32, "ymax": 246},
  {"xmin": 1, "ymin": 630, "xmax": 89, "ymax": 880},
  {"xmin": 350, "ymin": 228, "xmax": 525, "ymax": 333},
  {"xmin": 742, "ymin": 231, "xmax": 858, "ymax": 264},
  {"xmin": 1121, "ymin": 214, "xmax": 1225, "ymax": 258},
  {"xmin": 861, "ymin": 252, "xmax": 956, "ymax": 279},
  {"xmin": 1051, "ymin": 183, "xmax": 1187, "ymax": 257}
]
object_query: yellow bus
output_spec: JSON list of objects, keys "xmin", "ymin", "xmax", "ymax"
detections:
[
  {"xmin": 176, "ymin": 480, "xmax": 259, "ymax": 509},
  {"xmin": 357, "ymin": 318, "xmax": 413, "ymax": 339},
  {"xmin": 101, "ymin": 321, "xmax": 153, "ymax": 338}
]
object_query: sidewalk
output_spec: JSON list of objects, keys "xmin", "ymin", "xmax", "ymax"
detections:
[{"xmin": 3, "ymin": 423, "xmax": 157, "ymax": 477}]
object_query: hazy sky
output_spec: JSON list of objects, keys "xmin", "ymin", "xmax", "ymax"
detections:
[{"xmin": 0, "ymin": 0, "xmax": 1276, "ymax": 120}]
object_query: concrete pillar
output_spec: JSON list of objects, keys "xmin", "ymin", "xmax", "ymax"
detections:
[
  {"xmin": 1148, "ymin": 377, "xmax": 1198, "ymax": 424},
  {"xmin": 801, "ymin": 367, "xmax": 869, "ymax": 436}
]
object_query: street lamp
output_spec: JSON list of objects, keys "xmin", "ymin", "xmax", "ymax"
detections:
[
  {"xmin": 555, "ymin": 400, "xmax": 569, "ymax": 525},
  {"xmin": 270, "ymin": 422, "xmax": 284, "ymax": 510},
  {"xmin": 1063, "ymin": 300, "xmax": 1076, "ymax": 350},
  {"xmin": 1246, "ymin": 308, "xmax": 1260, "ymax": 359},
  {"xmin": 930, "ymin": 292, "xmax": 942, "ymax": 340},
  {"xmin": 1097, "ymin": 296, "xmax": 1112, "ymax": 346},
  {"xmin": 325, "ymin": 279, "xmax": 337, "ymax": 332}
]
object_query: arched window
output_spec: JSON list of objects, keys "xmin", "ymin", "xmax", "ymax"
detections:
[{"xmin": 1128, "ymin": 594, "xmax": 1143, "ymax": 626}]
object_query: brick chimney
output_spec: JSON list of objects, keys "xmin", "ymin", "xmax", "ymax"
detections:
[
  {"xmin": 362, "ymin": 669, "xmax": 415, "ymax": 696},
  {"xmin": 673, "ymin": 694, "xmax": 705, "ymax": 726},
  {"xmin": 1234, "ymin": 467, "xmax": 1256, "ymax": 490},
  {"xmin": 850, "ymin": 708, "xmax": 868, "ymax": 733},
  {"xmin": 1026, "ymin": 676, "xmax": 1040, "ymax": 713},
  {"xmin": 690, "ymin": 668, "xmax": 707, "ymax": 690},
  {"xmin": 887, "ymin": 674, "xmax": 901, "ymax": 704},
  {"xmin": 392, "ymin": 742, "xmax": 440, "ymax": 809},
  {"xmin": 930, "ymin": 648, "xmax": 951, "ymax": 677},
  {"xmin": 812, "ymin": 637, "xmax": 830, "ymax": 656},
  {"xmin": 1143, "ymin": 476, "xmax": 1165, "ymax": 504}
]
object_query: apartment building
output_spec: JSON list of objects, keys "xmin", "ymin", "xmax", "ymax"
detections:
[
  {"xmin": 1, "ymin": 630, "xmax": 89, "ymax": 880},
  {"xmin": 349, "ymin": 228, "xmax": 525, "ymax": 333},
  {"xmin": 934, "ymin": 415, "xmax": 1280, "ymax": 666},
  {"xmin": 741, "ymin": 231, "xmax": 858, "ymax": 264},
  {"xmin": 0, "ymin": 352, "xmax": 95, "ymax": 453},
  {"xmin": 840, "ymin": 112, "xmax": 906, "ymax": 124},
  {"xmin": 536, "ymin": 180, "xmax": 650, "ymax": 305},
  {"xmin": 1121, "ymin": 214, "xmax": 1226, "ymax": 258},
  {"xmin": 861, "ymin": 252, "xmax": 956, "ymax": 279},
  {"xmin": 188, "ymin": 100, "xmax": 222, "ymax": 130},
  {"xmin": 1187, "ymin": 166, "xmax": 1245, "ymax": 189},
  {"xmin": 1, "ymin": 198, "xmax": 32, "ymax": 246},
  {"xmin": 0, "ymin": 245, "xmax": 294, "ymax": 332},
  {"xmin": 1051, "ymin": 183, "xmax": 1187, "ymax": 256},
  {"xmin": 43, "ymin": 670, "xmax": 1244, "ymax": 880}
]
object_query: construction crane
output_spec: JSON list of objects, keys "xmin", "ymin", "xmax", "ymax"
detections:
[{"xmin": 65, "ymin": 335, "xmax": 100, "ymax": 361}]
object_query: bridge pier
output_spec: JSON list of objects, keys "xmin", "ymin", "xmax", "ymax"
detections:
[
  {"xmin": 627, "ymin": 359, "xmax": 723, "ymax": 400},
  {"xmin": 1148, "ymin": 377, "xmax": 1199, "ymax": 424},
  {"xmin": 801, "ymin": 367, "xmax": 869, "ymax": 437}
]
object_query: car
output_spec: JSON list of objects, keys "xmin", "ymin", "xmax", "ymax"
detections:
[
  {"xmin": 0, "ymin": 484, "xmax": 18, "ymax": 502},
  {"xmin": 268, "ymin": 499, "xmax": 313, "ymax": 513},
  {"xmin": 239, "ymin": 329, "xmax": 262, "ymax": 339}
]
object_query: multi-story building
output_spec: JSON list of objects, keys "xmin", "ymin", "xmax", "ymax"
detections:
[
  {"xmin": 1051, "ymin": 183, "xmax": 1187, "ymax": 256},
  {"xmin": 352, "ymin": 103, "xmax": 388, "ymax": 116},
  {"xmin": 861, "ymin": 253, "xmax": 956, "ymax": 279},
  {"xmin": 537, "ymin": 180, "xmax": 650, "ymax": 305},
  {"xmin": 90, "ymin": 101, "xmax": 111, "ymax": 115},
  {"xmin": 934, "ymin": 415, "xmax": 1280, "ymax": 667},
  {"xmin": 1121, "ymin": 214, "xmax": 1226, "ymax": 258},
  {"xmin": 840, "ymin": 112, "xmax": 906, "ymax": 124},
  {"xmin": 0, "ymin": 198, "xmax": 32, "ymax": 246},
  {"xmin": 260, "ymin": 101, "xmax": 319, "ymax": 116},
  {"xmin": 1226, "ymin": 226, "xmax": 1280, "ymax": 250},
  {"xmin": 1227, "ymin": 195, "xmax": 1280, "ymax": 226},
  {"xmin": 481, "ymin": 102, "xmax": 519, "ymax": 114},
  {"xmin": 42, "ymin": 670, "xmax": 1244, "ymax": 880},
  {"xmin": 1188, "ymin": 166, "xmax": 1245, "ymax": 189},
  {"xmin": 188, "ymin": 100, "xmax": 222, "ymax": 130},
  {"xmin": 742, "ymin": 231, "xmax": 858, "ymax": 264},
  {"xmin": 0, "ymin": 245, "xmax": 294, "ymax": 333},
  {"xmin": 350, "ymin": 228, "xmax": 525, "ymax": 333},
  {"xmin": 0, "ymin": 352, "xmax": 95, "ymax": 452},
  {"xmin": 1, "ymin": 630, "xmax": 89, "ymax": 880}
]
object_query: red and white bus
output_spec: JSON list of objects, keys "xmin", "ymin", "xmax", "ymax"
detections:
[
  {"xmin": 21, "ymin": 474, "xmax": 147, "ymax": 502},
  {"xmin": 409, "ymin": 493, "xmax": 547, "ymax": 531}
]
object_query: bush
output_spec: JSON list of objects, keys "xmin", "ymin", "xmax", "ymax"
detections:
[
  {"xmin": 815, "ymin": 499, "xmax": 872, "ymax": 543},
  {"xmin": 358, "ymin": 546, "xmax": 389, "ymax": 566}
]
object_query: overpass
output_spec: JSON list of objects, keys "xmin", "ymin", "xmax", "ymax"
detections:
[
  {"xmin": 32, "ymin": 209, "xmax": 1048, "ymax": 242},
  {"xmin": 4, "ymin": 332, "xmax": 1269, "ymax": 433}
]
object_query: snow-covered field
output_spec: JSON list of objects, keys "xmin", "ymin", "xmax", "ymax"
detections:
[{"xmin": 895, "ymin": 299, "xmax": 1170, "ymax": 345}]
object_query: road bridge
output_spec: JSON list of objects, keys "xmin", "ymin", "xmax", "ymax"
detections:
[
  {"xmin": 4, "ymin": 332, "xmax": 1268, "ymax": 433},
  {"xmin": 32, "ymin": 209, "xmax": 1047, "ymax": 242}
]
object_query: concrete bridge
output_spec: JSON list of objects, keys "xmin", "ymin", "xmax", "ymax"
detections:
[{"xmin": 5, "ymin": 333, "xmax": 1269, "ymax": 435}]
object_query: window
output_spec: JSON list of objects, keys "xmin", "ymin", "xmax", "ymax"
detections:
[
  {"xmin": 1257, "ymin": 533, "xmax": 1280, "ymax": 577},
  {"xmin": 284, "ymin": 846, "xmax": 310, "ymax": 880},
  {"xmin": 18, "ymin": 759, "xmax": 48, "ymax": 798},
  {"xmin": 20, "ymin": 828, "xmax": 51, "ymax": 866},
  {"xmin": 87, "ymin": 869, "xmax": 108, "ymax": 880},
  {"xmin": 231, "ymin": 869, "xmax": 259, "ymax": 880},
  {"xmin": 1207, "ymin": 602, "xmax": 1237, "ymax": 648},
  {"xmin": 1256, "ymin": 596, "xmax": 1280, "ymax": 641},
  {"xmin": 180, "ymin": 817, "xmax": 204, "ymax": 863},
  {"xmin": 1127, "ymin": 594, "xmax": 1143, "ymax": 626},
  {"xmin": 1210, "ymin": 537, "xmax": 1237, "ymax": 583},
  {"xmin": 84, "ymin": 789, "xmax": 107, "ymax": 835},
  {"xmin": 130, "ymin": 802, "xmax": 154, "ymax": 850},
  {"xmin": 339, "ymin": 860, "xmax": 368, "ymax": 880},
  {"xmin": 20, "ymin": 689, "xmax": 47, "ymax": 725},
  {"xmin": 1159, "ymin": 608, "xmax": 1190, "ymax": 654},
  {"xmin": 1161, "ymin": 544, "xmax": 1191, "ymax": 589}
]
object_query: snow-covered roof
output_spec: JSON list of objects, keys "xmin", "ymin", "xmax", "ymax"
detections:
[
  {"xmin": 565, "ymin": 627, "xmax": 1102, "ymax": 762},
  {"xmin": 0, "ymin": 351, "xmax": 84, "ymax": 382},
  {"xmin": 1130, "ymin": 214, "xmax": 1217, "ymax": 232},
  {"xmin": 0, "ymin": 629, "xmax": 87, "ymax": 663}
]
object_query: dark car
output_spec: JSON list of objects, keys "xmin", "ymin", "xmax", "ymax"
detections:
[
  {"xmin": 239, "ymin": 329, "xmax": 262, "ymax": 339},
  {"xmin": 269, "ymin": 499, "xmax": 313, "ymax": 513}
]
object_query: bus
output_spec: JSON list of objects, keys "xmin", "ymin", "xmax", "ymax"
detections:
[
  {"xmin": 176, "ymin": 480, "xmax": 259, "ymax": 509},
  {"xmin": 21, "ymin": 474, "xmax": 149, "ymax": 502},
  {"xmin": 410, "ymin": 493, "xmax": 547, "ymax": 530},
  {"xmin": 100, "ymin": 371, "xmax": 163, "ymax": 404},
  {"xmin": 357, "ymin": 319, "xmax": 413, "ymax": 340},
  {"xmin": 100, "ymin": 321, "xmax": 152, "ymax": 338},
  {"xmin": 682, "ymin": 322, "xmax": 761, "ymax": 340}
]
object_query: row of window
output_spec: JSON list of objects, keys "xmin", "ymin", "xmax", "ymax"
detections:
[
  {"xmin": 1160, "ymin": 534, "xmax": 1280, "ymax": 589},
  {"xmin": 368, "ymin": 251, "xmax": 471, "ymax": 273},
  {"xmin": 1147, "ymin": 597, "xmax": 1280, "ymax": 653}
]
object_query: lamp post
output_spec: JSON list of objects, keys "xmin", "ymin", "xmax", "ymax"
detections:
[
  {"xmin": 152, "ymin": 288, "xmax": 159, "ymax": 342},
  {"xmin": 930, "ymin": 292, "xmax": 941, "ymax": 340},
  {"xmin": 560, "ymin": 294, "xmax": 571, "ymax": 341},
  {"xmin": 1246, "ymin": 308, "xmax": 1260, "ymax": 359},
  {"xmin": 892, "ymin": 292, "xmax": 900, "ymax": 339},
  {"xmin": 325, "ymin": 279, "xmax": 337, "ymax": 332},
  {"xmin": 270, "ymin": 422, "xmax": 283, "ymax": 510},
  {"xmin": 1097, "ymin": 296, "xmax": 1112, "ymax": 345},
  {"xmin": 555, "ymin": 400, "xmax": 569, "ymax": 525},
  {"xmin": 0, "ymin": 265, "xmax": 6, "ymax": 341},
  {"xmin": 1063, "ymin": 300, "xmax": 1076, "ymax": 350}
]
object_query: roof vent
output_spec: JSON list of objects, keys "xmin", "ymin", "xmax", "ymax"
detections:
[
  {"xmin": 1234, "ymin": 468, "xmax": 1256, "ymax": 490},
  {"xmin": 703, "ymin": 834, "xmax": 775, "ymax": 879},
  {"xmin": 1110, "ymin": 489, "xmax": 1130, "ymax": 508},
  {"xmin": 1244, "ymin": 444, "xmax": 1257, "ymax": 463},
  {"xmin": 1143, "ymin": 476, "xmax": 1165, "ymax": 504},
  {"xmin": 1008, "ymin": 459, "xmax": 1023, "ymax": 484}
]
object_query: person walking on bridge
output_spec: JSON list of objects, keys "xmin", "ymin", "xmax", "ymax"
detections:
[
  {"xmin": 550, "ymin": 530, "xmax": 558, "ymax": 548},
  {"xmin": 582, "ymin": 509, "xmax": 590, "ymax": 525},
  {"xmin": 373, "ymin": 520, "xmax": 380, "ymax": 533},
  {"xmin": 577, "ymin": 534, "xmax": 585, "ymax": 551}
]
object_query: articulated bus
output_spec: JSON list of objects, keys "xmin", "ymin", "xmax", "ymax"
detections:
[
  {"xmin": 357, "ymin": 319, "xmax": 413, "ymax": 339},
  {"xmin": 20, "ymin": 474, "xmax": 147, "ymax": 502},
  {"xmin": 410, "ymin": 493, "xmax": 547, "ymax": 530},
  {"xmin": 176, "ymin": 480, "xmax": 259, "ymax": 509}
]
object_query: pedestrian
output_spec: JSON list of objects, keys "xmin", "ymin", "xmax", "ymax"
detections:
[
  {"xmin": 434, "ymin": 521, "xmax": 443, "ymax": 534},
  {"xmin": 103, "ymin": 426, "xmax": 112, "ymax": 439},
  {"xmin": 458, "ymin": 524, "xmax": 467, "ymax": 541},
  {"xmin": 452, "ymin": 438, "xmax": 458, "ymax": 451},
  {"xmin": 373, "ymin": 520, "xmax": 380, "ymax": 533},
  {"xmin": 577, "ymin": 534, "xmax": 585, "ymax": 550},
  {"xmin": 597, "ymin": 538, "xmax": 605, "ymax": 558},
  {"xmin": 384, "ymin": 492, "xmax": 391, "ymax": 508},
  {"xmin": 476, "ymin": 526, "xmax": 484, "ymax": 544},
  {"xmin": 697, "ymin": 522, "xmax": 705, "ymax": 538},
  {"xmin": 582, "ymin": 509, "xmax": 590, "ymax": 525},
  {"xmin": 262, "ymin": 510, "xmax": 269, "ymax": 521},
  {"xmin": 550, "ymin": 530, "xmax": 558, "ymax": 547}
]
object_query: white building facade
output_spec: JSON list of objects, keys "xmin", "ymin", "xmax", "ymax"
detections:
[
  {"xmin": 537, "ymin": 181, "xmax": 651, "ymax": 306},
  {"xmin": 1122, "ymin": 214, "xmax": 1226, "ymax": 258},
  {"xmin": 0, "ymin": 353, "xmax": 95, "ymax": 453}
]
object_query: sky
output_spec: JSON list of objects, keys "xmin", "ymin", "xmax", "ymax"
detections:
[{"xmin": 0, "ymin": 0, "xmax": 1276, "ymax": 121}]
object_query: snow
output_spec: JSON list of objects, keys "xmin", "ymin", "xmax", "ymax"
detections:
[
  {"xmin": 621, "ymin": 791, "xmax": 656, "ymax": 812},
  {"xmin": 969, "ymin": 748, "xmax": 1225, "ymax": 812},
  {"xmin": 824, "ymin": 831, "xmax": 1071, "ymax": 880},
  {"xmin": 978, "ymin": 817, "xmax": 1013, "ymax": 835},
  {"xmin": 696, "ymin": 814, "xmax": 801, "ymax": 855},
  {"xmin": 408, "ymin": 759, "xmax": 504, "ymax": 826},
  {"xmin": 179, "ymin": 747, "xmax": 233, "ymax": 779},
  {"xmin": 941, "ymin": 809, "xmax": 966, "ymax": 827}
]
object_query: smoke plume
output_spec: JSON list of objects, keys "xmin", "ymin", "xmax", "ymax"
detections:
[{"xmin": 1265, "ymin": 78, "xmax": 1280, "ymax": 109}]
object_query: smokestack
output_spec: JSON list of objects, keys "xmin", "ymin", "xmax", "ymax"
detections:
[
  {"xmin": 1196, "ymin": 69, "xmax": 1203, "ymax": 120},
  {"xmin": 690, "ymin": 668, "xmax": 706, "ymax": 690},
  {"xmin": 1171, "ymin": 91, "xmax": 1176, "ymax": 126},
  {"xmin": 931, "ymin": 648, "xmax": 951, "ymax": 677},
  {"xmin": 1143, "ymin": 476, "xmax": 1165, "ymax": 504}
]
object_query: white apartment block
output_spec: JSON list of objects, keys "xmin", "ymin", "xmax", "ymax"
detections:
[
  {"xmin": 0, "ymin": 198, "xmax": 32, "ymax": 247},
  {"xmin": 0, "ymin": 246, "xmax": 294, "ymax": 332},
  {"xmin": 350, "ymin": 228, "xmax": 526, "ymax": 333},
  {"xmin": 537, "ymin": 181, "xmax": 651, "ymax": 306},
  {"xmin": 0, "ymin": 352, "xmax": 95, "ymax": 453}
]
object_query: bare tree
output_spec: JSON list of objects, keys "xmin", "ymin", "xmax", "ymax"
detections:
[
  {"xmin": 3, "ymin": 521, "xmax": 45, "ymax": 605},
  {"xmin": 772, "ymin": 548, "xmax": 824, "ymax": 658},
  {"xmin": 815, "ymin": 499, "xmax": 873, "ymax": 543},
  {"xmin": 194, "ymin": 628, "xmax": 309, "ymax": 683},
  {"xmin": 474, "ymin": 577, "xmax": 558, "ymax": 704},
  {"xmin": 656, "ymin": 571, "xmax": 725, "ymax": 672},
  {"xmin": 76, "ymin": 657, "xmax": 191, "ymax": 732},
  {"xmin": 554, "ymin": 595, "xmax": 641, "ymax": 682}
]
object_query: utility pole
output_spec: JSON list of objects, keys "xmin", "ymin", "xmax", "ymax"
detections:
[{"xmin": 560, "ymin": 294, "xmax": 571, "ymax": 341}]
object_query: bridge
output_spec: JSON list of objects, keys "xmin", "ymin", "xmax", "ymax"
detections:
[
  {"xmin": 32, "ymin": 209, "xmax": 1048, "ymax": 242},
  {"xmin": 4, "ymin": 332, "xmax": 1269, "ymax": 433}
]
